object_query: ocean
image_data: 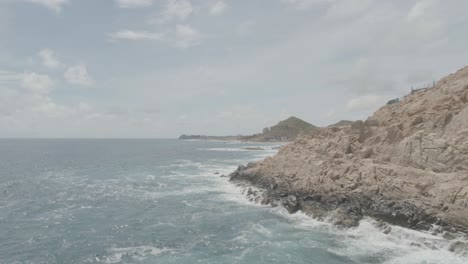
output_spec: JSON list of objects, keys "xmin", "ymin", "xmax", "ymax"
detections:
[{"xmin": 0, "ymin": 139, "xmax": 467, "ymax": 264}]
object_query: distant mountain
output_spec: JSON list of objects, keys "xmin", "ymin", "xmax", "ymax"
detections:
[
  {"xmin": 242, "ymin": 116, "xmax": 317, "ymax": 142},
  {"xmin": 328, "ymin": 120, "xmax": 354, "ymax": 127},
  {"xmin": 179, "ymin": 116, "xmax": 317, "ymax": 142}
]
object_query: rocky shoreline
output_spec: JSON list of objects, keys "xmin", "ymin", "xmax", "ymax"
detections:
[
  {"xmin": 229, "ymin": 164, "xmax": 468, "ymax": 253},
  {"xmin": 227, "ymin": 66, "xmax": 468, "ymax": 254},
  {"xmin": 230, "ymin": 163, "xmax": 465, "ymax": 234}
]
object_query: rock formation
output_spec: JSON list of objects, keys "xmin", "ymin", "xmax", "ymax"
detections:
[{"xmin": 230, "ymin": 66, "xmax": 468, "ymax": 236}]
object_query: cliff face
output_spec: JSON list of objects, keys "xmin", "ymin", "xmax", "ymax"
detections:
[{"xmin": 230, "ymin": 67, "xmax": 468, "ymax": 235}]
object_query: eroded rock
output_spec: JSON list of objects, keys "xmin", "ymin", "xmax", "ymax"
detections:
[{"xmin": 229, "ymin": 66, "xmax": 468, "ymax": 236}]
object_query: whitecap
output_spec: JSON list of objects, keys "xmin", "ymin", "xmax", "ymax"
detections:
[
  {"xmin": 323, "ymin": 218, "xmax": 468, "ymax": 264},
  {"xmin": 103, "ymin": 245, "xmax": 172, "ymax": 263}
]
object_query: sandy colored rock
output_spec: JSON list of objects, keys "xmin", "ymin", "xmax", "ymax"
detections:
[{"xmin": 231, "ymin": 66, "xmax": 468, "ymax": 234}]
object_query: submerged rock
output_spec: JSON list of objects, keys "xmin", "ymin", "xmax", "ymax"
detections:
[
  {"xmin": 448, "ymin": 241, "xmax": 468, "ymax": 253},
  {"xmin": 244, "ymin": 147, "xmax": 265, "ymax": 151}
]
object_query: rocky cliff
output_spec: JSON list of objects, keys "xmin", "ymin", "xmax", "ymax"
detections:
[{"xmin": 230, "ymin": 67, "xmax": 468, "ymax": 238}]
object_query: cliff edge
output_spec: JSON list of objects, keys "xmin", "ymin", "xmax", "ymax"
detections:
[{"xmin": 230, "ymin": 67, "xmax": 468, "ymax": 237}]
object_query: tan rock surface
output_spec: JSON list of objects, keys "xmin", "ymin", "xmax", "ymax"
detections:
[{"xmin": 230, "ymin": 66, "xmax": 468, "ymax": 233}]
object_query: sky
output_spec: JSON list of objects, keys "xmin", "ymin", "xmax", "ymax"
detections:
[{"xmin": 0, "ymin": 0, "xmax": 468, "ymax": 138}]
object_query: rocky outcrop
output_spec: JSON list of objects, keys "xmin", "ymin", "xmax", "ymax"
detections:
[{"xmin": 230, "ymin": 66, "xmax": 468, "ymax": 236}]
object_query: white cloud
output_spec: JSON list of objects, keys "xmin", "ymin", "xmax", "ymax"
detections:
[
  {"xmin": 345, "ymin": 95, "xmax": 385, "ymax": 112},
  {"xmin": 0, "ymin": 70, "xmax": 99, "ymax": 136},
  {"xmin": 407, "ymin": 0, "xmax": 439, "ymax": 22},
  {"xmin": 0, "ymin": 71, "xmax": 21, "ymax": 83},
  {"xmin": 21, "ymin": 72, "xmax": 54, "ymax": 94},
  {"xmin": 326, "ymin": 0, "xmax": 371, "ymax": 18},
  {"xmin": 0, "ymin": 71, "xmax": 54, "ymax": 94},
  {"xmin": 151, "ymin": 0, "xmax": 193, "ymax": 24},
  {"xmin": 209, "ymin": 1, "xmax": 227, "ymax": 15},
  {"xmin": 174, "ymin": 24, "xmax": 201, "ymax": 48},
  {"xmin": 38, "ymin": 48, "xmax": 64, "ymax": 69},
  {"xmin": 165, "ymin": 0, "xmax": 192, "ymax": 20},
  {"xmin": 64, "ymin": 64, "xmax": 94, "ymax": 86},
  {"xmin": 115, "ymin": 0, "xmax": 153, "ymax": 8},
  {"xmin": 117, "ymin": 0, "xmax": 201, "ymax": 48},
  {"xmin": 108, "ymin": 25, "xmax": 201, "ymax": 48},
  {"xmin": 5, "ymin": 1, "xmax": 468, "ymax": 137},
  {"xmin": 0, "ymin": 71, "xmax": 57, "ymax": 119},
  {"xmin": 109, "ymin": 30, "xmax": 164, "ymax": 41},
  {"xmin": 282, "ymin": 0, "xmax": 371, "ymax": 18},
  {"xmin": 281, "ymin": 0, "xmax": 333, "ymax": 10},
  {"xmin": 25, "ymin": 0, "xmax": 69, "ymax": 13}
]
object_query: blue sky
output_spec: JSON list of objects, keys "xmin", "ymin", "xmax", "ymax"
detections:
[{"xmin": 1, "ymin": 0, "xmax": 468, "ymax": 138}]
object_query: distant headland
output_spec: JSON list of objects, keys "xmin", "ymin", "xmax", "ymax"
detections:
[{"xmin": 179, "ymin": 116, "xmax": 321, "ymax": 142}]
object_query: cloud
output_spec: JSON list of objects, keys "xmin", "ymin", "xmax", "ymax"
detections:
[
  {"xmin": 345, "ymin": 95, "xmax": 385, "ymax": 112},
  {"xmin": 282, "ymin": 0, "xmax": 372, "ymax": 18},
  {"xmin": 110, "ymin": 0, "xmax": 201, "ymax": 48},
  {"xmin": 281, "ymin": 0, "xmax": 333, "ymax": 10},
  {"xmin": 21, "ymin": 72, "xmax": 54, "ymax": 94},
  {"xmin": 114, "ymin": 0, "xmax": 153, "ymax": 8},
  {"xmin": 174, "ymin": 24, "xmax": 201, "ymax": 48},
  {"xmin": 109, "ymin": 25, "xmax": 201, "ymax": 48},
  {"xmin": 325, "ymin": 0, "xmax": 372, "ymax": 18},
  {"xmin": 209, "ymin": 1, "xmax": 227, "ymax": 15},
  {"xmin": 0, "ymin": 69, "xmax": 99, "ymax": 137},
  {"xmin": 109, "ymin": 30, "xmax": 164, "ymax": 41},
  {"xmin": 151, "ymin": 0, "xmax": 193, "ymax": 24},
  {"xmin": 25, "ymin": 0, "xmax": 69, "ymax": 13},
  {"xmin": 5, "ymin": 0, "xmax": 468, "ymax": 137},
  {"xmin": 38, "ymin": 48, "xmax": 64, "ymax": 69},
  {"xmin": 407, "ymin": 0, "xmax": 439, "ymax": 22},
  {"xmin": 0, "ymin": 71, "xmax": 55, "ymax": 117},
  {"xmin": 0, "ymin": 71, "xmax": 54, "ymax": 94},
  {"xmin": 64, "ymin": 64, "xmax": 94, "ymax": 86},
  {"xmin": 0, "ymin": 71, "xmax": 22, "ymax": 83}
]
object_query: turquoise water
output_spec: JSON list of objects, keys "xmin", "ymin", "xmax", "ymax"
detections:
[{"xmin": 0, "ymin": 139, "xmax": 467, "ymax": 264}]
